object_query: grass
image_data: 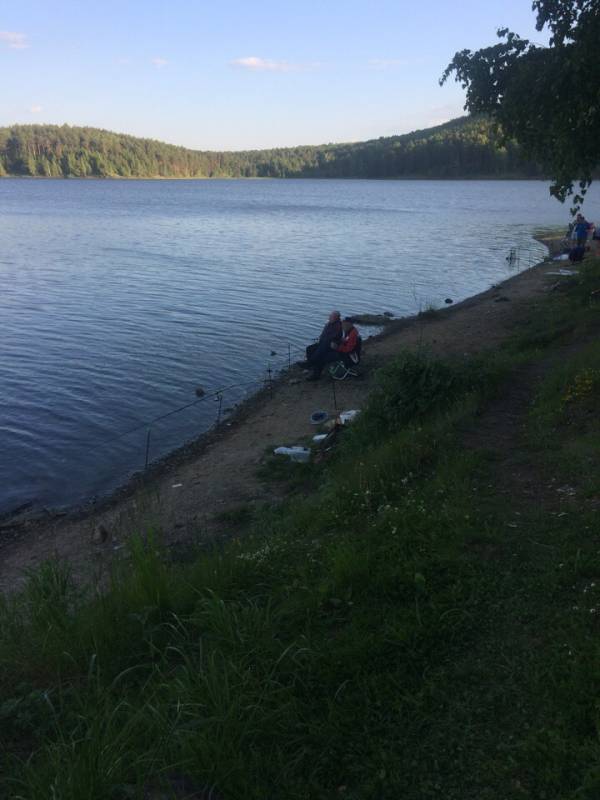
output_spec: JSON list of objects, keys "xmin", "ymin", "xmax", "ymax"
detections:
[
  {"xmin": 213, "ymin": 504, "xmax": 256, "ymax": 528},
  {"xmin": 256, "ymin": 448, "xmax": 322, "ymax": 490},
  {"xmin": 527, "ymin": 338, "xmax": 600, "ymax": 500},
  {"xmin": 1, "ymin": 259, "xmax": 600, "ymax": 798},
  {"xmin": 417, "ymin": 301, "xmax": 440, "ymax": 319}
]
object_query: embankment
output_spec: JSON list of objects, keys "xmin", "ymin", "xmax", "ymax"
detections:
[{"xmin": 0, "ymin": 239, "xmax": 563, "ymax": 591}]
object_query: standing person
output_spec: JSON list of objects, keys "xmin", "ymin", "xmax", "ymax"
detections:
[
  {"xmin": 298, "ymin": 310, "xmax": 342, "ymax": 367},
  {"xmin": 573, "ymin": 214, "xmax": 590, "ymax": 246},
  {"xmin": 306, "ymin": 318, "xmax": 359, "ymax": 381},
  {"xmin": 592, "ymin": 222, "xmax": 600, "ymax": 254}
]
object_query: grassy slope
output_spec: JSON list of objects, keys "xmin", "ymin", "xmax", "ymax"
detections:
[{"xmin": 1, "ymin": 260, "xmax": 600, "ymax": 799}]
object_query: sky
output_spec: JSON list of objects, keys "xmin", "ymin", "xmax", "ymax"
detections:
[{"xmin": 1, "ymin": 1, "xmax": 549, "ymax": 151}]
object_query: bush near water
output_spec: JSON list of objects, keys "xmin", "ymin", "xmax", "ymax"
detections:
[{"xmin": 1, "ymin": 259, "xmax": 600, "ymax": 798}]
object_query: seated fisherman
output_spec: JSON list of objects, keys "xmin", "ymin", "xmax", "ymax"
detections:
[
  {"xmin": 298, "ymin": 310, "xmax": 342, "ymax": 367},
  {"xmin": 306, "ymin": 318, "xmax": 359, "ymax": 381}
]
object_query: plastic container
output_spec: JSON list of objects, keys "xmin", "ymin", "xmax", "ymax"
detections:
[
  {"xmin": 339, "ymin": 409, "xmax": 361, "ymax": 425},
  {"xmin": 273, "ymin": 446, "xmax": 311, "ymax": 463}
]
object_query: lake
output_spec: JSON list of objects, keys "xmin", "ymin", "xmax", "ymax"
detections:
[{"xmin": 0, "ymin": 178, "xmax": 593, "ymax": 515}]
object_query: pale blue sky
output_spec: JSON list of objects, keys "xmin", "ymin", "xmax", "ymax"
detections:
[{"xmin": 2, "ymin": 1, "xmax": 547, "ymax": 150}]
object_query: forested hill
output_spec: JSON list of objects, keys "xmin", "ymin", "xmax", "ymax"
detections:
[{"xmin": 0, "ymin": 116, "xmax": 543, "ymax": 179}]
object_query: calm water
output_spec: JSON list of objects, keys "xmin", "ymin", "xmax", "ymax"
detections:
[{"xmin": 1, "ymin": 179, "xmax": 595, "ymax": 514}]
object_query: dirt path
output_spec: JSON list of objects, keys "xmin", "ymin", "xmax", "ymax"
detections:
[
  {"xmin": 462, "ymin": 331, "xmax": 600, "ymax": 519},
  {"xmin": 462, "ymin": 358, "xmax": 559, "ymax": 517},
  {"xmin": 0, "ymin": 256, "xmax": 561, "ymax": 592}
]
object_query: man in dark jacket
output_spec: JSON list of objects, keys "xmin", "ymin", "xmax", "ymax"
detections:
[
  {"xmin": 298, "ymin": 310, "xmax": 342, "ymax": 367},
  {"xmin": 306, "ymin": 318, "xmax": 359, "ymax": 381}
]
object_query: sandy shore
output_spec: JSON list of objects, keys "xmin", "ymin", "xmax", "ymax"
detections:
[{"xmin": 0, "ymin": 242, "xmax": 564, "ymax": 592}]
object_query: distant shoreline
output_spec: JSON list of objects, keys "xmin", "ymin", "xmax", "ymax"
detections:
[
  {"xmin": 0, "ymin": 175, "xmax": 550, "ymax": 182},
  {"xmin": 0, "ymin": 116, "xmax": 549, "ymax": 183}
]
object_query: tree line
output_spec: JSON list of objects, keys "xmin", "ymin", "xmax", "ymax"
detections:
[{"xmin": 0, "ymin": 116, "xmax": 544, "ymax": 180}]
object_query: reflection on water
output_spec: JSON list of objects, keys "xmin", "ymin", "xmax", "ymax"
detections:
[{"xmin": 0, "ymin": 178, "xmax": 592, "ymax": 513}]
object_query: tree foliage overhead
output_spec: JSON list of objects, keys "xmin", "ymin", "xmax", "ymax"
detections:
[
  {"xmin": 0, "ymin": 117, "xmax": 542, "ymax": 181},
  {"xmin": 441, "ymin": 0, "xmax": 600, "ymax": 208}
]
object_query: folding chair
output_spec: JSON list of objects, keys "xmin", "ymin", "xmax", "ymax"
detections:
[{"xmin": 328, "ymin": 337, "xmax": 362, "ymax": 381}]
